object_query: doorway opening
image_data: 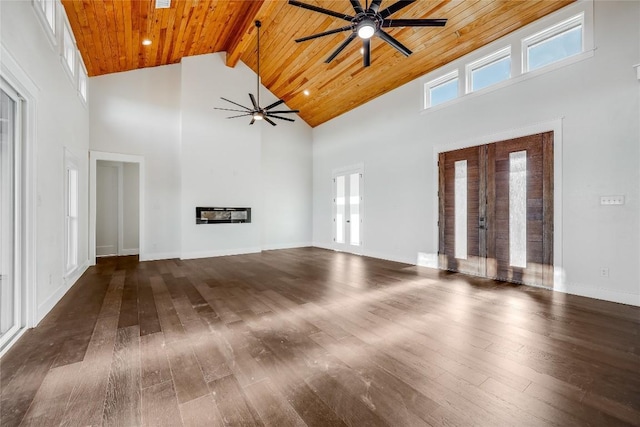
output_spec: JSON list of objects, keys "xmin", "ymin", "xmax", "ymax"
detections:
[
  {"xmin": 333, "ymin": 167, "xmax": 363, "ymax": 254},
  {"xmin": 438, "ymin": 132, "xmax": 554, "ymax": 288},
  {"xmin": 90, "ymin": 151, "xmax": 144, "ymax": 265}
]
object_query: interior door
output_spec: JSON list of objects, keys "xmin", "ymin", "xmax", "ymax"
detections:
[
  {"xmin": 439, "ymin": 146, "xmax": 483, "ymax": 276},
  {"xmin": 490, "ymin": 132, "xmax": 553, "ymax": 287},
  {"xmin": 334, "ymin": 170, "xmax": 362, "ymax": 253},
  {"xmin": 439, "ymin": 132, "xmax": 553, "ymax": 288}
]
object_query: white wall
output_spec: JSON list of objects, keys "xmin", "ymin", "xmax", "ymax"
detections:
[
  {"xmin": 1, "ymin": 0, "xmax": 90, "ymax": 322},
  {"xmin": 261, "ymin": 109, "xmax": 313, "ymax": 250},
  {"xmin": 90, "ymin": 64, "xmax": 182, "ymax": 260},
  {"xmin": 90, "ymin": 52, "xmax": 313, "ymax": 260},
  {"xmin": 313, "ymin": 1, "xmax": 640, "ymax": 306}
]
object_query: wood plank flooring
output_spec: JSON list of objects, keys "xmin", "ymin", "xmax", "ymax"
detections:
[{"xmin": 1, "ymin": 248, "xmax": 639, "ymax": 426}]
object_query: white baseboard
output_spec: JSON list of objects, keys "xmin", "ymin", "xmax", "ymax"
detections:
[
  {"xmin": 558, "ymin": 283, "xmax": 640, "ymax": 307},
  {"xmin": 120, "ymin": 248, "xmax": 139, "ymax": 256},
  {"xmin": 37, "ymin": 260, "xmax": 89, "ymax": 325},
  {"xmin": 262, "ymin": 242, "xmax": 312, "ymax": 251},
  {"xmin": 139, "ymin": 251, "xmax": 181, "ymax": 262},
  {"xmin": 0, "ymin": 327, "xmax": 28, "ymax": 358},
  {"xmin": 96, "ymin": 245, "xmax": 116, "ymax": 257},
  {"xmin": 180, "ymin": 247, "xmax": 262, "ymax": 260}
]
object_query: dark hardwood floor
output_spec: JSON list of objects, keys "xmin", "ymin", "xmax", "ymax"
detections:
[{"xmin": 1, "ymin": 248, "xmax": 639, "ymax": 426}]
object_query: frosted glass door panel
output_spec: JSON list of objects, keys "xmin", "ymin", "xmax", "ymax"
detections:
[
  {"xmin": 454, "ymin": 160, "xmax": 468, "ymax": 260},
  {"xmin": 349, "ymin": 173, "xmax": 360, "ymax": 246},
  {"xmin": 335, "ymin": 175, "xmax": 345, "ymax": 244},
  {"xmin": 509, "ymin": 151, "xmax": 527, "ymax": 268}
]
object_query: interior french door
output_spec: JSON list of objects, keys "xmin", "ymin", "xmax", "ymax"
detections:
[
  {"xmin": 439, "ymin": 132, "xmax": 554, "ymax": 287},
  {"xmin": 333, "ymin": 170, "xmax": 362, "ymax": 253},
  {"xmin": 0, "ymin": 81, "xmax": 22, "ymax": 350}
]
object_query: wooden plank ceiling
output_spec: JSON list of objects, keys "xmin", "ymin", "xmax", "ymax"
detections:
[{"xmin": 63, "ymin": 0, "xmax": 574, "ymax": 127}]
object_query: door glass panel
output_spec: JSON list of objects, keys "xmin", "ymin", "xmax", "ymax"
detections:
[
  {"xmin": 0, "ymin": 88, "xmax": 16, "ymax": 337},
  {"xmin": 349, "ymin": 173, "xmax": 360, "ymax": 246},
  {"xmin": 454, "ymin": 160, "xmax": 467, "ymax": 259},
  {"xmin": 335, "ymin": 175, "xmax": 345, "ymax": 244},
  {"xmin": 509, "ymin": 151, "xmax": 527, "ymax": 268}
]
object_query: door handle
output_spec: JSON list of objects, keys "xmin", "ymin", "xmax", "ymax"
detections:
[{"xmin": 346, "ymin": 220, "xmax": 351, "ymax": 223}]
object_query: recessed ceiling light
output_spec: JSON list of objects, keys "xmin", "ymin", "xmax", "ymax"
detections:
[
  {"xmin": 303, "ymin": 89, "xmax": 310, "ymax": 96},
  {"xmin": 142, "ymin": 39, "xmax": 152, "ymax": 46}
]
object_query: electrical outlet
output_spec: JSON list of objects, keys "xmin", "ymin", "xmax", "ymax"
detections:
[
  {"xmin": 600, "ymin": 267, "xmax": 609, "ymax": 278},
  {"xmin": 600, "ymin": 195, "xmax": 625, "ymax": 205}
]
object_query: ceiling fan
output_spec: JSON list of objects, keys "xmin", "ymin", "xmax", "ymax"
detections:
[
  {"xmin": 289, "ymin": 0, "xmax": 447, "ymax": 67},
  {"xmin": 214, "ymin": 21, "xmax": 299, "ymax": 126}
]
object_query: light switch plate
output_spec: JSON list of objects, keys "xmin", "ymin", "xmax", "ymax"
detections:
[{"xmin": 600, "ymin": 195, "xmax": 625, "ymax": 205}]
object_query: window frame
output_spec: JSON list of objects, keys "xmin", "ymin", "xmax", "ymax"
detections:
[
  {"xmin": 64, "ymin": 149, "xmax": 80, "ymax": 278},
  {"xmin": 32, "ymin": 0, "xmax": 57, "ymax": 47},
  {"xmin": 424, "ymin": 70, "xmax": 459, "ymax": 109},
  {"xmin": 61, "ymin": 19, "xmax": 77, "ymax": 80},
  {"xmin": 420, "ymin": 1, "xmax": 593, "ymax": 112},
  {"xmin": 466, "ymin": 46, "xmax": 511, "ymax": 93},
  {"xmin": 78, "ymin": 62, "xmax": 88, "ymax": 104},
  {"xmin": 522, "ymin": 13, "xmax": 584, "ymax": 74}
]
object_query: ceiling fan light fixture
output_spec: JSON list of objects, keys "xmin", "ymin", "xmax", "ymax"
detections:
[
  {"xmin": 253, "ymin": 112, "xmax": 264, "ymax": 120},
  {"xmin": 357, "ymin": 20, "xmax": 376, "ymax": 39}
]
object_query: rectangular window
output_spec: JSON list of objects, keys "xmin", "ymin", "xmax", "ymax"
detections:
[
  {"xmin": 425, "ymin": 71, "xmax": 458, "ymax": 108},
  {"xmin": 468, "ymin": 47, "xmax": 511, "ymax": 92},
  {"xmin": 65, "ymin": 152, "xmax": 79, "ymax": 275},
  {"xmin": 509, "ymin": 151, "xmax": 527, "ymax": 268},
  {"xmin": 524, "ymin": 14, "xmax": 583, "ymax": 72},
  {"xmin": 35, "ymin": 0, "xmax": 56, "ymax": 34},
  {"xmin": 454, "ymin": 160, "xmax": 467, "ymax": 260},
  {"xmin": 63, "ymin": 23, "xmax": 76, "ymax": 76},
  {"xmin": 349, "ymin": 173, "xmax": 360, "ymax": 246},
  {"xmin": 335, "ymin": 175, "xmax": 345, "ymax": 244},
  {"xmin": 78, "ymin": 65, "xmax": 88, "ymax": 102}
]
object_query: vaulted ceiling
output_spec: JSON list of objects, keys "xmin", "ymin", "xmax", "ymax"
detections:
[{"xmin": 62, "ymin": 0, "xmax": 574, "ymax": 127}]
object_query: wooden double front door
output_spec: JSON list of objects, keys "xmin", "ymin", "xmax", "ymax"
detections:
[{"xmin": 438, "ymin": 132, "xmax": 554, "ymax": 287}]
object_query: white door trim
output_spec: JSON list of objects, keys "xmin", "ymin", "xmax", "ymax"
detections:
[{"xmin": 1, "ymin": 45, "xmax": 38, "ymax": 343}]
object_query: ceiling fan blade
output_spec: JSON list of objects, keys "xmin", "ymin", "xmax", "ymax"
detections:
[
  {"xmin": 377, "ymin": 29, "xmax": 412, "ymax": 56},
  {"xmin": 382, "ymin": 18, "xmax": 447, "ymax": 27},
  {"xmin": 267, "ymin": 110, "xmax": 300, "ymax": 114},
  {"xmin": 325, "ymin": 33, "xmax": 357, "ymax": 63},
  {"xmin": 226, "ymin": 113, "xmax": 253, "ymax": 119},
  {"xmin": 214, "ymin": 107, "xmax": 253, "ymax": 113},
  {"xmin": 264, "ymin": 117, "xmax": 277, "ymax": 126},
  {"xmin": 295, "ymin": 25, "xmax": 353, "ymax": 43},
  {"xmin": 264, "ymin": 99, "xmax": 285, "ymax": 110},
  {"xmin": 349, "ymin": 0, "xmax": 364, "ymax": 14},
  {"xmin": 267, "ymin": 115, "xmax": 295, "ymax": 122},
  {"xmin": 369, "ymin": 0, "xmax": 383, "ymax": 13},
  {"xmin": 250, "ymin": 118, "xmax": 256, "ymax": 125},
  {"xmin": 220, "ymin": 97, "xmax": 252, "ymax": 111},
  {"xmin": 288, "ymin": 0, "xmax": 353, "ymax": 22},
  {"xmin": 363, "ymin": 38, "xmax": 371, "ymax": 67},
  {"xmin": 379, "ymin": 0, "xmax": 415, "ymax": 19},
  {"xmin": 249, "ymin": 93, "xmax": 259, "ymax": 110}
]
